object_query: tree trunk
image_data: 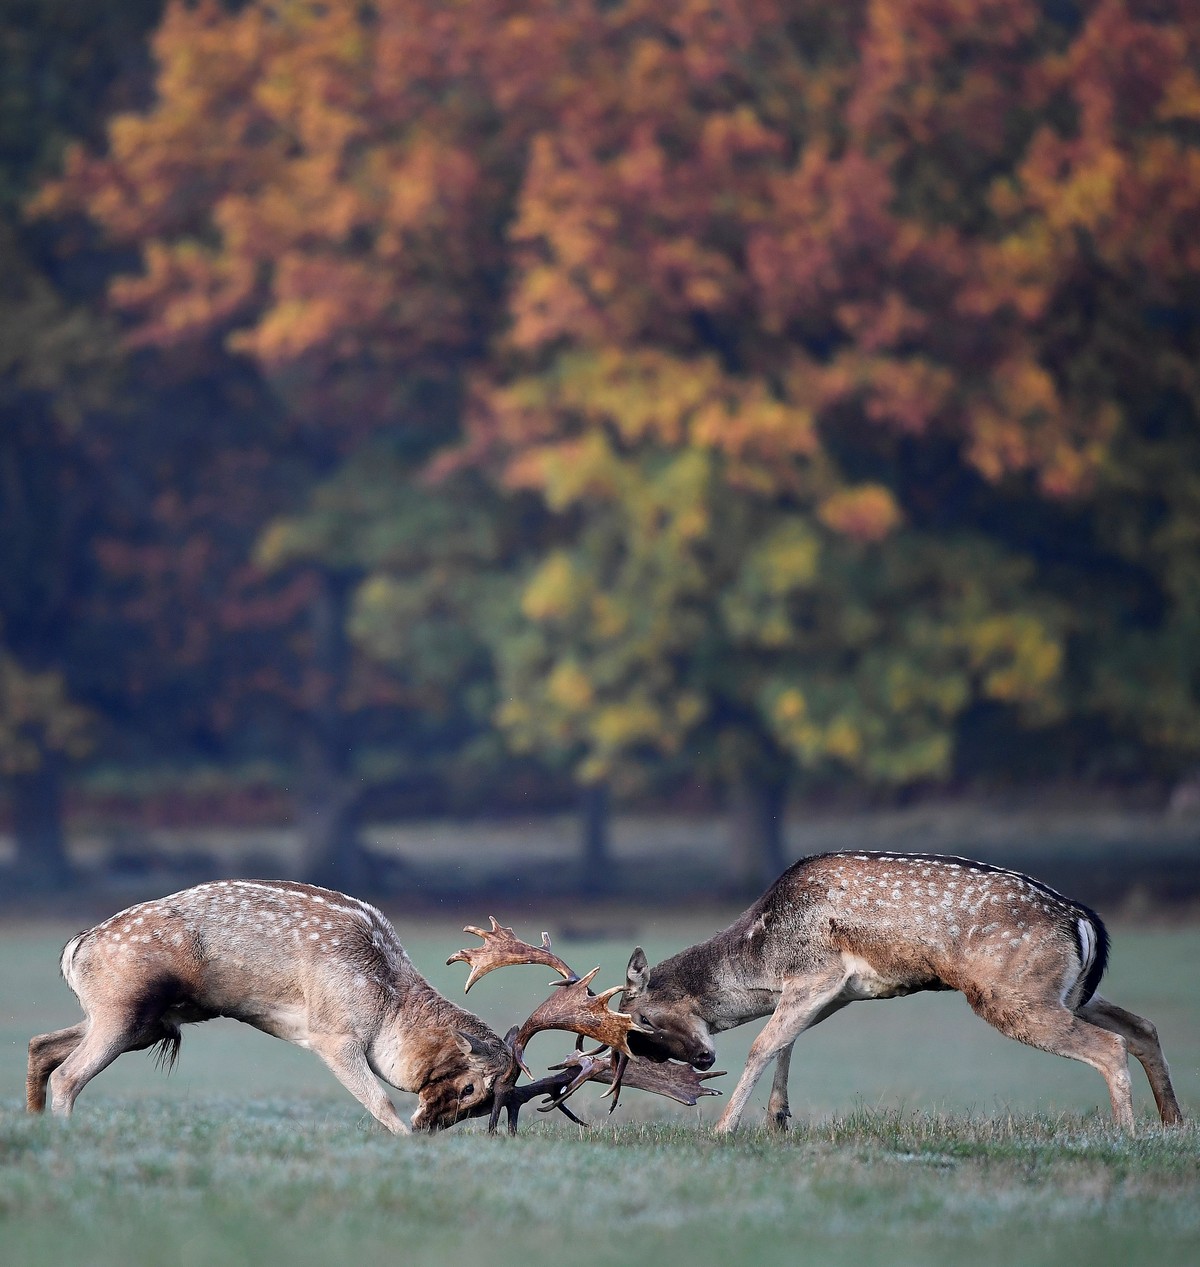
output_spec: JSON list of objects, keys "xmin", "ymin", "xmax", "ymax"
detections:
[
  {"xmin": 9, "ymin": 753, "xmax": 73, "ymax": 891},
  {"xmin": 727, "ymin": 773, "xmax": 787, "ymax": 895},
  {"xmin": 295, "ymin": 571, "xmax": 367, "ymax": 892},
  {"xmin": 579, "ymin": 781, "xmax": 612, "ymax": 897},
  {"xmin": 297, "ymin": 751, "xmax": 365, "ymax": 893}
]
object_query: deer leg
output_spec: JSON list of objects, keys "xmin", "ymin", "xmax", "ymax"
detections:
[
  {"xmin": 714, "ymin": 966, "xmax": 849, "ymax": 1135},
  {"xmin": 45, "ymin": 1009, "xmax": 183, "ymax": 1117},
  {"xmin": 766, "ymin": 1042, "xmax": 794, "ymax": 1130},
  {"xmin": 27, "ymin": 1023, "xmax": 87, "ymax": 1113},
  {"xmin": 47, "ymin": 1017, "xmax": 143, "ymax": 1117},
  {"xmin": 966, "ymin": 992, "xmax": 1135, "ymax": 1131},
  {"xmin": 764, "ymin": 995, "xmax": 851, "ymax": 1130},
  {"xmin": 1076, "ymin": 995, "xmax": 1184, "ymax": 1126},
  {"xmin": 308, "ymin": 1034, "xmax": 411, "ymax": 1135}
]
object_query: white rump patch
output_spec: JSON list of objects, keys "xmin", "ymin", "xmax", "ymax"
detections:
[
  {"xmin": 1077, "ymin": 917, "xmax": 1095, "ymax": 975},
  {"xmin": 1059, "ymin": 916, "xmax": 1098, "ymax": 1008}
]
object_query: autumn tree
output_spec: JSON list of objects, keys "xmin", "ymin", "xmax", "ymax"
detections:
[
  {"xmin": 1, "ymin": 0, "xmax": 166, "ymax": 886},
  {"xmin": 481, "ymin": 371, "xmax": 1066, "ymax": 887},
  {"xmin": 35, "ymin": 0, "xmax": 567, "ymax": 883},
  {"xmin": 454, "ymin": 0, "xmax": 1200, "ymax": 882},
  {"xmin": 971, "ymin": 0, "xmax": 1200, "ymax": 777}
]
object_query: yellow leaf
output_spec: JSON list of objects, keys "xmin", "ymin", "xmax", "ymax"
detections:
[
  {"xmin": 547, "ymin": 662, "xmax": 594, "ymax": 712},
  {"xmin": 817, "ymin": 485, "xmax": 902, "ymax": 542}
]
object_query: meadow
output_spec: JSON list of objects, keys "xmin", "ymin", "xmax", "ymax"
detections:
[{"xmin": 2, "ymin": 912, "xmax": 1198, "ymax": 1266}]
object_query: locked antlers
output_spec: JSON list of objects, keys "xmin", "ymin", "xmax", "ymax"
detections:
[
  {"xmin": 449, "ymin": 917, "xmax": 641, "ymax": 1093},
  {"xmin": 448, "ymin": 917, "xmax": 723, "ymax": 1132},
  {"xmin": 542, "ymin": 1049, "xmax": 725, "ymax": 1111}
]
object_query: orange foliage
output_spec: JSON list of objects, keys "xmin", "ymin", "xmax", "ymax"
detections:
[
  {"xmin": 36, "ymin": 0, "xmax": 1200, "ymax": 507},
  {"xmin": 817, "ymin": 486, "xmax": 903, "ymax": 543}
]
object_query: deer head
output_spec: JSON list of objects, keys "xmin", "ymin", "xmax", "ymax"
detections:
[
  {"xmin": 408, "ymin": 1026, "xmax": 515, "ymax": 1131},
  {"xmin": 621, "ymin": 946, "xmax": 718, "ymax": 1070}
]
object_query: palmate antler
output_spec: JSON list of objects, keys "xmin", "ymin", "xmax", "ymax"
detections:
[
  {"xmin": 547, "ymin": 1050, "xmax": 726, "ymax": 1109},
  {"xmin": 448, "ymin": 917, "xmax": 723, "ymax": 1133},
  {"xmin": 447, "ymin": 918, "xmax": 575, "ymax": 994}
]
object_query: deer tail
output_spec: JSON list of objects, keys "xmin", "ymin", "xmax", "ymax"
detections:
[
  {"xmin": 1074, "ymin": 907, "xmax": 1110, "ymax": 1007},
  {"xmin": 151, "ymin": 1025, "xmax": 183, "ymax": 1075},
  {"xmin": 59, "ymin": 933, "xmax": 89, "ymax": 995}
]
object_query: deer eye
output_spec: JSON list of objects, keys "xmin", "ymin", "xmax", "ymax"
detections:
[{"xmin": 462, "ymin": 1083, "xmax": 475, "ymax": 1097}]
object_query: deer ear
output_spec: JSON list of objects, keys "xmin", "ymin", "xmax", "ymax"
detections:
[
  {"xmin": 454, "ymin": 1028, "xmax": 492, "ymax": 1057},
  {"xmin": 625, "ymin": 947, "xmax": 649, "ymax": 996}
]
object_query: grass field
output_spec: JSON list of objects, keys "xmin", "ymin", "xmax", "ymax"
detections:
[{"xmin": 2, "ymin": 912, "xmax": 1198, "ymax": 1266}]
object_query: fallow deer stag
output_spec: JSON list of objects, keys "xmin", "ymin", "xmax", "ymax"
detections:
[
  {"xmin": 619, "ymin": 852, "xmax": 1184, "ymax": 1134},
  {"xmin": 27, "ymin": 880, "xmax": 717, "ymax": 1133},
  {"xmin": 27, "ymin": 880, "xmax": 514, "ymax": 1132}
]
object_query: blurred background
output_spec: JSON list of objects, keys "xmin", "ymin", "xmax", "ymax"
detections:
[{"xmin": 3, "ymin": 0, "xmax": 1200, "ymax": 916}]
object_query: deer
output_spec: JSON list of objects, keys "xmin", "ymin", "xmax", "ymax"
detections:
[
  {"xmin": 620, "ymin": 852, "xmax": 1184, "ymax": 1134},
  {"xmin": 27, "ymin": 879, "xmax": 717, "ymax": 1133}
]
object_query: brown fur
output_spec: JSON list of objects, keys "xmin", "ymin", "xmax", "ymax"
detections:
[
  {"xmin": 27, "ymin": 879, "xmax": 513, "ymax": 1133},
  {"xmin": 623, "ymin": 852, "xmax": 1184, "ymax": 1134}
]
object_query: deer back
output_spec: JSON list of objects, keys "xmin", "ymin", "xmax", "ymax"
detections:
[
  {"xmin": 751, "ymin": 852, "xmax": 1108, "ymax": 1003},
  {"xmin": 64, "ymin": 880, "xmax": 448, "ymax": 1040}
]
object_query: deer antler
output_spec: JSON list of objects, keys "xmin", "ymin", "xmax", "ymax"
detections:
[
  {"xmin": 483, "ymin": 1056, "xmax": 604, "ymax": 1134},
  {"xmin": 545, "ymin": 1050, "xmax": 725, "ymax": 1110},
  {"xmin": 485, "ymin": 1051, "xmax": 724, "ymax": 1132},
  {"xmin": 509, "ymin": 969, "xmax": 643, "ymax": 1075},
  {"xmin": 449, "ymin": 918, "xmax": 644, "ymax": 1072},
  {"xmin": 447, "ymin": 917, "xmax": 576, "ymax": 993}
]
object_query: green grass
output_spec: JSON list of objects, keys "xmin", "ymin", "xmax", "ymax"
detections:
[
  {"xmin": 2, "ymin": 1104, "xmax": 1198, "ymax": 1267},
  {"xmin": 2, "ymin": 915, "xmax": 1199, "ymax": 1265}
]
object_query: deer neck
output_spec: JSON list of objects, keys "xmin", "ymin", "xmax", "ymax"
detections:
[
  {"xmin": 651, "ymin": 919, "xmax": 780, "ymax": 1034},
  {"xmin": 368, "ymin": 973, "xmax": 497, "ymax": 1093}
]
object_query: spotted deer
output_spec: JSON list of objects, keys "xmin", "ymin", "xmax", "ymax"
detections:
[
  {"xmin": 27, "ymin": 880, "xmax": 714, "ymax": 1132},
  {"xmin": 621, "ymin": 852, "xmax": 1184, "ymax": 1134}
]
